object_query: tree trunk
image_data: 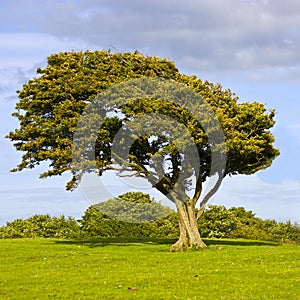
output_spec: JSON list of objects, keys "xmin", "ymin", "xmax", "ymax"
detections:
[{"xmin": 169, "ymin": 200, "xmax": 206, "ymax": 252}]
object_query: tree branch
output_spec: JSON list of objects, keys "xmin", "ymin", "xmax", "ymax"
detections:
[
  {"xmin": 192, "ymin": 172, "xmax": 202, "ymax": 206},
  {"xmin": 196, "ymin": 171, "xmax": 225, "ymax": 220}
]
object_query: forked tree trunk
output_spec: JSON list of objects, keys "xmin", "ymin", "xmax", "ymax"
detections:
[{"xmin": 169, "ymin": 200, "xmax": 206, "ymax": 252}]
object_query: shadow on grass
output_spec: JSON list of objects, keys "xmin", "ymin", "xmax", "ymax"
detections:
[
  {"xmin": 53, "ymin": 237, "xmax": 176, "ymax": 248},
  {"xmin": 204, "ymin": 239, "xmax": 280, "ymax": 247},
  {"xmin": 53, "ymin": 237, "xmax": 280, "ymax": 248}
]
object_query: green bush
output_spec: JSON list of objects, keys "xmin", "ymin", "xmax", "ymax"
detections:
[
  {"xmin": 227, "ymin": 208, "xmax": 300, "ymax": 244},
  {"xmin": 93, "ymin": 191, "xmax": 174, "ymax": 223},
  {"xmin": 1, "ymin": 193, "xmax": 299, "ymax": 244},
  {"xmin": 69, "ymin": 198, "xmax": 300, "ymax": 243},
  {"xmin": 198, "ymin": 205, "xmax": 238, "ymax": 238},
  {"xmin": 79, "ymin": 205, "xmax": 178, "ymax": 238},
  {"xmin": 197, "ymin": 205, "xmax": 300, "ymax": 244},
  {"xmin": 153, "ymin": 212, "xmax": 179, "ymax": 238},
  {"xmin": 0, "ymin": 214, "xmax": 80, "ymax": 239},
  {"xmin": 268, "ymin": 221, "xmax": 300, "ymax": 244},
  {"xmin": 79, "ymin": 192, "xmax": 177, "ymax": 238}
]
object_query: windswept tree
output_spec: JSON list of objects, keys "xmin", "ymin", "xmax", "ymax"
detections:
[{"xmin": 7, "ymin": 50, "xmax": 279, "ymax": 251}]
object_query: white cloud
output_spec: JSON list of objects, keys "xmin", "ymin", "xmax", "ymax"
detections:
[
  {"xmin": 0, "ymin": 33, "xmax": 96, "ymax": 68},
  {"xmin": 0, "ymin": 187, "xmax": 87, "ymax": 226},
  {"xmin": 211, "ymin": 174, "xmax": 300, "ymax": 223},
  {"xmin": 287, "ymin": 124, "xmax": 300, "ymax": 145}
]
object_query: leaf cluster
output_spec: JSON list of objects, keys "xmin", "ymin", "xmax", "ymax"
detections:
[
  {"xmin": 7, "ymin": 50, "xmax": 279, "ymax": 194},
  {"xmin": 7, "ymin": 50, "xmax": 178, "ymax": 181}
]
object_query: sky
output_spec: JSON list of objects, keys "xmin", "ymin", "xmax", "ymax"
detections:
[{"xmin": 1, "ymin": 0, "xmax": 300, "ymax": 225}]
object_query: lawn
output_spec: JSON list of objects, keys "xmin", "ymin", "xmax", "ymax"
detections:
[{"xmin": 0, "ymin": 238, "xmax": 299, "ymax": 299}]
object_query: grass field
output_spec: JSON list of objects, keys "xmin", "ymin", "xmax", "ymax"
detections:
[{"xmin": 0, "ymin": 238, "xmax": 299, "ymax": 299}]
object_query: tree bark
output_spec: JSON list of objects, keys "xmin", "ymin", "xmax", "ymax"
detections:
[{"xmin": 169, "ymin": 199, "xmax": 206, "ymax": 252}]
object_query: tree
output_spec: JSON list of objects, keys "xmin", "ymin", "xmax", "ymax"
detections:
[{"xmin": 7, "ymin": 50, "xmax": 279, "ymax": 251}]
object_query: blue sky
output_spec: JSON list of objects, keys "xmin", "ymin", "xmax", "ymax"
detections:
[{"xmin": 0, "ymin": 0, "xmax": 300, "ymax": 225}]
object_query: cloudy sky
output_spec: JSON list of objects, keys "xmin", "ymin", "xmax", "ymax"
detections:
[{"xmin": 1, "ymin": 0, "xmax": 300, "ymax": 225}]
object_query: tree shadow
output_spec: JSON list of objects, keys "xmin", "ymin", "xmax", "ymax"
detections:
[
  {"xmin": 53, "ymin": 237, "xmax": 177, "ymax": 248},
  {"xmin": 204, "ymin": 238, "xmax": 280, "ymax": 247},
  {"xmin": 53, "ymin": 237, "xmax": 280, "ymax": 248}
]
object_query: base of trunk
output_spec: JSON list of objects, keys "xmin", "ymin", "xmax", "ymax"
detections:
[
  {"xmin": 169, "ymin": 226, "xmax": 207, "ymax": 252},
  {"xmin": 169, "ymin": 238, "xmax": 206, "ymax": 252},
  {"xmin": 169, "ymin": 200, "xmax": 207, "ymax": 252}
]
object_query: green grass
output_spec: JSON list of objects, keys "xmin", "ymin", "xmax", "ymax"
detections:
[{"xmin": 0, "ymin": 238, "xmax": 299, "ymax": 299}]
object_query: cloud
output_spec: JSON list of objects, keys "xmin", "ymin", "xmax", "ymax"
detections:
[
  {"xmin": 1, "ymin": 0, "xmax": 300, "ymax": 80},
  {"xmin": 0, "ymin": 32, "xmax": 96, "ymax": 68},
  {"xmin": 0, "ymin": 187, "xmax": 88, "ymax": 226},
  {"xmin": 257, "ymin": 125, "xmax": 300, "ymax": 184},
  {"xmin": 211, "ymin": 174, "xmax": 300, "ymax": 223},
  {"xmin": 0, "ymin": 67, "xmax": 32, "ymax": 99}
]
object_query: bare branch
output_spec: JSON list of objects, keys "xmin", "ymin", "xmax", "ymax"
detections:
[
  {"xmin": 192, "ymin": 172, "xmax": 202, "ymax": 206},
  {"xmin": 196, "ymin": 171, "xmax": 224, "ymax": 220}
]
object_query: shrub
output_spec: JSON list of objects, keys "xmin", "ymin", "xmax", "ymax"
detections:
[
  {"xmin": 0, "ymin": 214, "xmax": 80, "ymax": 239},
  {"xmin": 93, "ymin": 191, "xmax": 174, "ymax": 223},
  {"xmin": 1, "ymin": 196, "xmax": 299, "ymax": 244},
  {"xmin": 227, "ymin": 208, "xmax": 300, "ymax": 244},
  {"xmin": 79, "ymin": 192, "xmax": 178, "ymax": 238},
  {"xmin": 268, "ymin": 221, "xmax": 300, "ymax": 244},
  {"xmin": 79, "ymin": 206, "xmax": 178, "ymax": 238},
  {"xmin": 198, "ymin": 205, "xmax": 238, "ymax": 238}
]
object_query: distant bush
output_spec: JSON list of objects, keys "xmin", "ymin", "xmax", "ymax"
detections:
[
  {"xmin": 266, "ymin": 221, "xmax": 300, "ymax": 244},
  {"xmin": 79, "ymin": 192, "xmax": 178, "ymax": 238},
  {"xmin": 1, "ymin": 193, "xmax": 299, "ymax": 245},
  {"xmin": 80, "ymin": 207, "xmax": 179, "ymax": 239},
  {"xmin": 200, "ymin": 205, "xmax": 300, "ymax": 244},
  {"xmin": 80, "ymin": 194, "xmax": 299, "ymax": 244},
  {"xmin": 198, "ymin": 205, "xmax": 238, "ymax": 238},
  {"xmin": 80, "ymin": 206, "xmax": 149, "ymax": 238},
  {"xmin": 92, "ymin": 191, "xmax": 174, "ymax": 223},
  {"xmin": 0, "ymin": 214, "xmax": 80, "ymax": 239}
]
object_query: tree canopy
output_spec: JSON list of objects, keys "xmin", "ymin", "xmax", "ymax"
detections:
[{"xmin": 7, "ymin": 50, "xmax": 279, "ymax": 251}]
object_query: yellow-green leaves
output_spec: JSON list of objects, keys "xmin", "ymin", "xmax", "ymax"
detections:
[{"xmin": 7, "ymin": 49, "xmax": 279, "ymax": 193}]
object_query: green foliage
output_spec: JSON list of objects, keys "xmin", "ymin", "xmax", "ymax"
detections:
[
  {"xmin": 80, "ymin": 199, "xmax": 300, "ymax": 244},
  {"xmin": 200, "ymin": 205, "xmax": 300, "ymax": 244},
  {"xmin": 153, "ymin": 212, "xmax": 179, "ymax": 238},
  {"xmin": 198, "ymin": 205, "xmax": 238, "ymax": 238},
  {"xmin": 92, "ymin": 191, "xmax": 174, "ymax": 223},
  {"xmin": 0, "ymin": 214, "xmax": 80, "ymax": 239},
  {"xmin": 7, "ymin": 50, "xmax": 279, "ymax": 192},
  {"xmin": 79, "ymin": 206, "xmax": 152, "ymax": 238},
  {"xmin": 79, "ymin": 206, "xmax": 179, "ymax": 239},
  {"xmin": 79, "ymin": 191, "xmax": 178, "ymax": 238},
  {"xmin": 1, "ymin": 202, "xmax": 299, "ymax": 244},
  {"xmin": 259, "ymin": 220, "xmax": 300, "ymax": 244},
  {"xmin": 118, "ymin": 191, "xmax": 153, "ymax": 203},
  {"xmin": 7, "ymin": 50, "xmax": 178, "ymax": 183}
]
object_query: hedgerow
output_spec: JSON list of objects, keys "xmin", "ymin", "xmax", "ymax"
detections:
[{"xmin": 1, "ymin": 192, "xmax": 299, "ymax": 244}]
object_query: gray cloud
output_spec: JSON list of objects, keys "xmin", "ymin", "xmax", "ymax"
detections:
[
  {"xmin": 0, "ymin": 67, "xmax": 30, "ymax": 94},
  {"xmin": 1, "ymin": 0, "xmax": 300, "ymax": 79}
]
